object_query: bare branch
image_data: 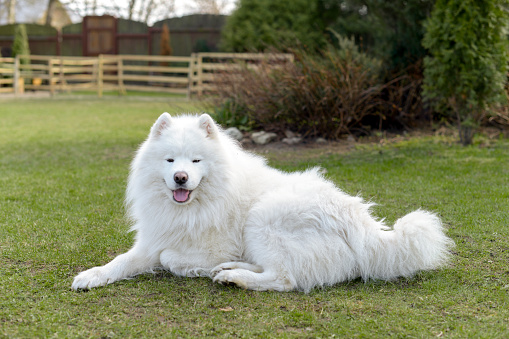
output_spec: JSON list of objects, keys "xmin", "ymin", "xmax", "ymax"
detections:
[{"xmin": 128, "ymin": 0, "xmax": 136, "ymax": 20}]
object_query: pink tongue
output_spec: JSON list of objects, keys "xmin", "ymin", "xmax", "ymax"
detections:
[{"xmin": 173, "ymin": 189, "xmax": 190, "ymax": 202}]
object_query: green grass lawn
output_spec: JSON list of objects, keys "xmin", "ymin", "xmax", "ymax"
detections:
[{"xmin": 1, "ymin": 97, "xmax": 508, "ymax": 337}]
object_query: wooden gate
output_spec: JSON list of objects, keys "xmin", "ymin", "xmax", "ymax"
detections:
[{"xmin": 83, "ymin": 16, "xmax": 117, "ymax": 56}]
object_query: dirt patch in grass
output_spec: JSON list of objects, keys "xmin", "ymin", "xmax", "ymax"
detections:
[
  {"xmin": 243, "ymin": 128, "xmax": 432, "ymax": 163},
  {"xmin": 243, "ymin": 126, "xmax": 508, "ymax": 165}
]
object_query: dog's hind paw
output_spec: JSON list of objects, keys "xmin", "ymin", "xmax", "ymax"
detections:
[
  {"xmin": 212, "ymin": 267, "xmax": 295, "ymax": 292},
  {"xmin": 211, "ymin": 262, "xmax": 263, "ymax": 278},
  {"xmin": 213, "ymin": 270, "xmax": 248, "ymax": 289},
  {"xmin": 210, "ymin": 264, "xmax": 232, "ymax": 278}
]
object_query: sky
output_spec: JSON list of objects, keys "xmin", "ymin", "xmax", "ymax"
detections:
[
  {"xmin": 174, "ymin": 0, "xmax": 237, "ymax": 16},
  {"xmin": 1, "ymin": 0, "xmax": 237, "ymax": 26}
]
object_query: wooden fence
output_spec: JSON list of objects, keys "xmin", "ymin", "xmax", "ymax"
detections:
[{"xmin": 0, "ymin": 53, "xmax": 294, "ymax": 98}]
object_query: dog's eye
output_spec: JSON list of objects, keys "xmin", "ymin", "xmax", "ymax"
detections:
[
  {"xmin": 192, "ymin": 159, "xmax": 201, "ymax": 163},
  {"xmin": 166, "ymin": 159, "xmax": 174, "ymax": 163}
]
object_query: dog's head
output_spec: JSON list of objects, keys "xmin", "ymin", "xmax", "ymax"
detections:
[{"xmin": 144, "ymin": 113, "xmax": 220, "ymax": 205}]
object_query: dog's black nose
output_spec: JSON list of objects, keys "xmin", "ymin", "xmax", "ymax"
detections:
[{"xmin": 174, "ymin": 171, "xmax": 188, "ymax": 185}]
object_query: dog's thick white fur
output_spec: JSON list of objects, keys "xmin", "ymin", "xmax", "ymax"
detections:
[{"xmin": 72, "ymin": 113, "xmax": 454, "ymax": 292}]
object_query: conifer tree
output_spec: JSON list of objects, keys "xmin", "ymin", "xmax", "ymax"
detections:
[
  {"xmin": 12, "ymin": 24, "xmax": 31, "ymax": 66},
  {"xmin": 422, "ymin": 0, "xmax": 508, "ymax": 145},
  {"xmin": 160, "ymin": 23, "xmax": 172, "ymax": 67}
]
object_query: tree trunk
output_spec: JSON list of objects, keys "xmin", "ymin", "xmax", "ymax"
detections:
[
  {"xmin": 7, "ymin": 0, "xmax": 16, "ymax": 24},
  {"xmin": 454, "ymin": 99, "xmax": 475, "ymax": 146},
  {"xmin": 459, "ymin": 125, "xmax": 475, "ymax": 146},
  {"xmin": 45, "ymin": 0, "xmax": 58, "ymax": 26}
]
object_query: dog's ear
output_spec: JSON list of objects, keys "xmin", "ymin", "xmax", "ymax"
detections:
[
  {"xmin": 199, "ymin": 113, "xmax": 219, "ymax": 138},
  {"xmin": 150, "ymin": 112, "xmax": 172, "ymax": 138}
]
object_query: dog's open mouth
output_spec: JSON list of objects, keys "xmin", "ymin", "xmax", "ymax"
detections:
[{"xmin": 173, "ymin": 188, "xmax": 191, "ymax": 203}]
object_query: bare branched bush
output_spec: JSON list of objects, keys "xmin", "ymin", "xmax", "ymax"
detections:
[
  {"xmin": 380, "ymin": 61, "xmax": 428, "ymax": 130},
  {"xmin": 213, "ymin": 44, "xmax": 387, "ymax": 138},
  {"xmin": 212, "ymin": 37, "xmax": 429, "ymax": 139}
]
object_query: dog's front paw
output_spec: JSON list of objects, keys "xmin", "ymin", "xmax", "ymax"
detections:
[{"xmin": 71, "ymin": 266, "xmax": 112, "ymax": 290}]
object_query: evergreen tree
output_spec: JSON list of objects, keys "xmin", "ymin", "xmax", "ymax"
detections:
[
  {"xmin": 160, "ymin": 23, "xmax": 172, "ymax": 67},
  {"xmin": 220, "ymin": 0, "xmax": 340, "ymax": 52},
  {"xmin": 422, "ymin": 0, "xmax": 508, "ymax": 145},
  {"xmin": 331, "ymin": 0, "xmax": 435, "ymax": 71},
  {"xmin": 12, "ymin": 24, "xmax": 31, "ymax": 66},
  {"xmin": 160, "ymin": 23, "xmax": 172, "ymax": 57}
]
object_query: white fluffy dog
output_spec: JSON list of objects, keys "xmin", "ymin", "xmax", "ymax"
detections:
[{"xmin": 72, "ymin": 113, "xmax": 454, "ymax": 292}]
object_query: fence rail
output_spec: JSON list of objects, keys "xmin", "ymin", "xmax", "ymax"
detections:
[{"xmin": 0, "ymin": 53, "xmax": 293, "ymax": 98}]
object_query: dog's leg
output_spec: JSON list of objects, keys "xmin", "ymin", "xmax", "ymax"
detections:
[
  {"xmin": 210, "ymin": 262, "xmax": 264, "ymax": 277},
  {"xmin": 72, "ymin": 246, "xmax": 156, "ymax": 290},
  {"xmin": 213, "ymin": 269, "xmax": 294, "ymax": 292},
  {"xmin": 159, "ymin": 249, "xmax": 215, "ymax": 277}
]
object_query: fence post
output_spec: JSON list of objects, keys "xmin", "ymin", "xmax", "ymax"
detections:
[
  {"xmin": 97, "ymin": 54, "xmax": 103, "ymax": 98},
  {"xmin": 59, "ymin": 56, "xmax": 65, "ymax": 92},
  {"xmin": 13, "ymin": 55, "xmax": 20, "ymax": 95},
  {"xmin": 197, "ymin": 53, "xmax": 204, "ymax": 97},
  {"xmin": 117, "ymin": 56, "xmax": 126, "ymax": 95},
  {"xmin": 48, "ymin": 58, "xmax": 55, "ymax": 96},
  {"xmin": 188, "ymin": 53, "xmax": 196, "ymax": 99}
]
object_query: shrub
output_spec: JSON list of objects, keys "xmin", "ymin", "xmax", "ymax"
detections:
[
  {"xmin": 211, "ymin": 99, "xmax": 251, "ymax": 131},
  {"xmin": 488, "ymin": 84, "xmax": 509, "ymax": 128},
  {"xmin": 422, "ymin": 0, "xmax": 508, "ymax": 145},
  {"xmin": 213, "ymin": 36, "xmax": 389, "ymax": 139},
  {"xmin": 379, "ymin": 61, "xmax": 429, "ymax": 130}
]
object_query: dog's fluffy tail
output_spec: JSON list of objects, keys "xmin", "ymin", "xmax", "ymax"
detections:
[{"xmin": 361, "ymin": 210, "xmax": 454, "ymax": 281}]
